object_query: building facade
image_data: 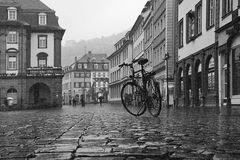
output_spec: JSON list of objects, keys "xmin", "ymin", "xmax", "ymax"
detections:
[
  {"xmin": 152, "ymin": 0, "xmax": 176, "ymax": 106},
  {"xmin": 0, "ymin": 0, "xmax": 65, "ymax": 109},
  {"xmin": 62, "ymin": 52, "xmax": 109, "ymax": 104},
  {"xmin": 175, "ymin": 0, "xmax": 218, "ymax": 107},
  {"xmin": 143, "ymin": 1, "xmax": 154, "ymax": 72},
  {"xmin": 217, "ymin": 0, "xmax": 240, "ymax": 106},
  {"xmin": 107, "ymin": 32, "xmax": 133, "ymax": 102}
]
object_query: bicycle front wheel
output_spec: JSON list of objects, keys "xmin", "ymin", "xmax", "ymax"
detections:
[
  {"xmin": 121, "ymin": 82, "xmax": 146, "ymax": 116},
  {"xmin": 147, "ymin": 78, "xmax": 162, "ymax": 117}
]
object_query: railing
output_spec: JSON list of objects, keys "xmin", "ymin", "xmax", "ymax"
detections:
[
  {"xmin": 27, "ymin": 67, "xmax": 64, "ymax": 77},
  {"xmin": 0, "ymin": 67, "xmax": 64, "ymax": 78}
]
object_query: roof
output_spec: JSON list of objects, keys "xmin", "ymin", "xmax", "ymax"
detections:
[
  {"xmin": 78, "ymin": 52, "xmax": 109, "ymax": 63},
  {"xmin": 0, "ymin": 0, "xmax": 53, "ymax": 12}
]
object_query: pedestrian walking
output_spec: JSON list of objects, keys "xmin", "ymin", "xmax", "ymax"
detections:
[
  {"xmin": 73, "ymin": 97, "xmax": 76, "ymax": 106},
  {"xmin": 98, "ymin": 96, "xmax": 103, "ymax": 106},
  {"xmin": 80, "ymin": 95, "xmax": 85, "ymax": 107}
]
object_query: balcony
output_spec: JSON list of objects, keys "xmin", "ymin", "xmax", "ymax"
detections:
[{"xmin": 27, "ymin": 67, "xmax": 64, "ymax": 77}]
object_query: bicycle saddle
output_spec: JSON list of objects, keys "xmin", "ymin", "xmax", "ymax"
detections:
[{"xmin": 136, "ymin": 58, "xmax": 148, "ymax": 65}]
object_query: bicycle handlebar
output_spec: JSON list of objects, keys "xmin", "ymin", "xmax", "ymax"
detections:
[
  {"xmin": 118, "ymin": 58, "xmax": 140, "ymax": 68},
  {"xmin": 118, "ymin": 62, "xmax": 131, "ymax": 68}
]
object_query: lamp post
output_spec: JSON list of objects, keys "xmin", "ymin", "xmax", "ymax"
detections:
[{"xmin": 164, "ymin": 52, "xmax": 170, "ymax": 107}]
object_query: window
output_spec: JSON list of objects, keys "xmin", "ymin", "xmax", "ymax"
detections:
[
  {"xmin": 39, "ymin": 59, "xmax": 46, "ymax": 67},
  {"xmin": 78, "ymin": 64, "xmax": 82, "ymax": 69},
  {"xmin": 94, "ymin": 64, "xmax": 98, "ymax": 69},
  {"xmin": 74, "ymin": 82, "xmax": 80, "ymax": 88},
  {"xmin": 7, "ymin": 31, "xmax": 18, "ymax": 44},
  {"xmin": 232, "ymin": 48, "xmax": 240, "ymax": 95},
  {"xmin": 86, "ymin": 73, "xmax": 90, "ymax": 78},
  {"xmin": 186, "ymin": 11, "xmax": 195, "ymax": 43},
  {"xmin": 8, "ymin": 56, "xmax": 17, "ymax": 69},
  {"xmin": 222, "ymin": 0, "xmax": 232, "ymax": 16},
  {"xmin": 178, "ymin": 19, "xmax": 183, "ymax": 48},
  {"xmin": 39, "ymin": 13, "xmax": 47, "ymax": 25},
  {"xmin": 83, "ymin": 63, "xmax": 87, "ymax": 69},
  {"xmin": 195, "ymin": 1, "xmax": 202, "ymax": 35},
  {"xmin": 103, "ymin": 64, "xmax": 108, "ymax": 69},
  {"xmin": 206, "ymin": 0, "xmax": 215, "ymax": 29},
  {"xmin": 74, "ymin": 73, "xmax": 80, "ymax": 78},
  {"xmin": 38, "ymin": 35, "xmax": 47, "ymax": 48},
  {"xmin": 96, "ymin": 82, "xmax": 99, "ymax": 88},
  {"xmin": 8, "ymin": 7, "xmax": 17, "ymax": 21},
  {"xmin": 37, "ymin": 52, "xmax": 48, "ymax": 67},
  {"xmin": 208, "ymin": 57, "xmax": 215, "ymax": 91},
  {"xmin": 180, "ymin": 69, "xmax": 183, "ymax": 95}
]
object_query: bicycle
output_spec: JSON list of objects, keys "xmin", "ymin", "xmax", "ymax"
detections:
[{"xmin": 118, "ymin": 57, "xmax": 162, "ymax": 117}]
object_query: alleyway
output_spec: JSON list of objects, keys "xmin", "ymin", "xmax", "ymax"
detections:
[{"xmin": 0, "ymin": 104, "xmax": 240, "ymax": 159}]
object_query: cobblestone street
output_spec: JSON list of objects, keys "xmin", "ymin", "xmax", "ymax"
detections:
[{"xmin": 0, "ymin": 104, "xmax": 240, "ymax": 160}]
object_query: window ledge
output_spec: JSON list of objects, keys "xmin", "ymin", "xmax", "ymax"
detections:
[
  {"xmin": 206, "ymin": 25, "xmax": 214, "ymax": 31},
  {"xmin": 222, "ymin": 11, "xmax": 232, "ymax": 20}
]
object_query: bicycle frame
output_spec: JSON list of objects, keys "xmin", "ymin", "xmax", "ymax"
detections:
[
  {"xmin": 128, "ymin": 64, "xmax": 148, "ymax": 92},
  {"xmin": 119, "ymin": 58, "xmax": 162, "ymax": 117}
]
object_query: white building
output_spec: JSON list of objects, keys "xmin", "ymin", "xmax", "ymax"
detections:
[
  {"xmin": 107, "ymin": 32, "xmax": 133, "ymax": 102},
  {"xmin": 175, "ymin": 0, "xmax": 218, "ymax": 107}
]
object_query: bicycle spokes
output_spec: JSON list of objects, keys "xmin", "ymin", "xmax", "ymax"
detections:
[{"xmin": 121, "ymin": 82, "xmax": 146, "ymax": 116}]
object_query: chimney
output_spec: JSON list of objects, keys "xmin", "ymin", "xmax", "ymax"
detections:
[
  {"xmin": 75, "ymin": 56, "xmax": 77, "ymax": 62},
  {"xmin": 88, "ymin": 51, "xmax": 92, "ymax": 55}
]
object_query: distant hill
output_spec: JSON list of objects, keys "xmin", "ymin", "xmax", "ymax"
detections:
[{"xmin": 62, "ymin": 31, "xmax": 127, "ymax": 66}]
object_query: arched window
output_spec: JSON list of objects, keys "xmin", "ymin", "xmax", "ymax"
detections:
[
  {"xmin": 187, "ymin": 65, "xmax": 192, "ymax": 102},
  {"xmin": 178, "ymin": 68, "xmax": 183, "ymax": 96},
  {"xmin": 208, "ymin": 57, "xmax": 215, "ymax": 91},
  {"xmin": 37, "ymin": 52, "xmax": 48, "ymax": 67},
  {"xmin": 6, "ymin": 48, "xmax": 18, "ymax": 70},
  {"xmin": 7, "ymin": 88, "xmax": 17, "ymax": 104}
]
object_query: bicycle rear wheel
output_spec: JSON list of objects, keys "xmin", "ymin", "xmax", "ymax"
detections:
[
  {"xmin": 147, "ymin": 78, "xmax": 162, "ymax": 117},
  {"xmin": 121, "ymin": 82, "xmax": 146, "ymax": 116}
]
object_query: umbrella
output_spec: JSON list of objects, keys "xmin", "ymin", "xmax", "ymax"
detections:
[{"xmin": 7, "ymin": 97, "xmax": 13, "ymax": 100}]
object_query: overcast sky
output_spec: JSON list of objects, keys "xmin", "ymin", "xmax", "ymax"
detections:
[{"xmin": 41, "ymin": 0, "xmax": 148, "ymax": 43}]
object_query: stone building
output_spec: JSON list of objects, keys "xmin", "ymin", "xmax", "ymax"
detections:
[
  {"xmin": 62, "ymin": 52, "xmax": 109, "ymax": 104},
  {"xmin": 107, "ymin": 32, "xmax": 133, "ymax": 102},
  {"xmin": 0, "ymin": 0, "xmax": 65, "ymax": 109},
  {"xmin": 175, "ymin": 0, "xmax": 218, "ymax": 107},
  {"xmin": 151, "ymin": 0, "xmax": 176, "ymax": 106}
]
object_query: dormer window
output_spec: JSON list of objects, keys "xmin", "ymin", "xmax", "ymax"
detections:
[
  {"xmin": 8, "ymin": 7, "xmax": 17, "ymax": 21},
  {"xmin": 39, "ymin": 13, "xmax": 47, "ymax": 25}
]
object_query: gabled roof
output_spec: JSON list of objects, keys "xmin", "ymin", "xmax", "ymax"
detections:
[
  {"xmin": 0, "ymin": 0, "xmax": 53, "ymax": 12},
  {"xmin": 78, "ymin": 53, "xmax": 109, "ymax": 63}
]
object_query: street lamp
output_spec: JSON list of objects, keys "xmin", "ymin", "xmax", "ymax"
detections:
[{"xmin": 164, "ymin": 52, "xmax": 170, "ymax": 107}]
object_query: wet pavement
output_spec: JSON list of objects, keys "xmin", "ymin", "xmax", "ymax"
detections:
[{"xmin": 0, "ymin": 104, "xmax": 240, "ymax": 160}]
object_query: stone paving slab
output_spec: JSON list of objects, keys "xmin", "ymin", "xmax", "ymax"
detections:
[
  {"xmin": 1, "ymin": 105, "xmax": 240, "ymax": 159},
  {"xmin": 30, "ymin": 152, "xmax": 72, "ymax": 160},
  {"xmin": 35, "ymin": 144, "xmax": 76, "ymax": 153}
]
